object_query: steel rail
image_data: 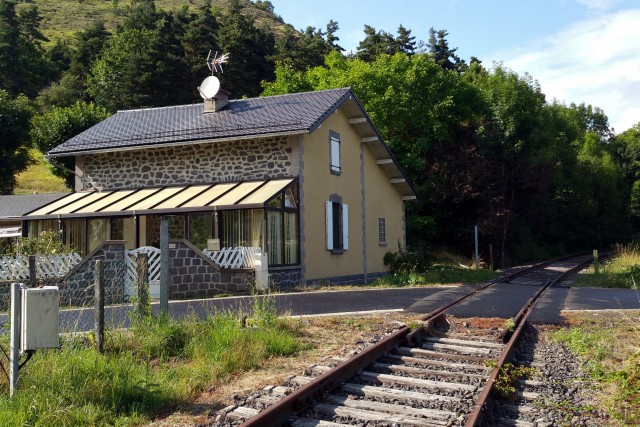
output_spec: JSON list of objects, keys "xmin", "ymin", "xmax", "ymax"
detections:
[
  {"xmin": 239, "ymin": 253, "xmax": 593, "ymax": 427},
  {"xmin": 465, "ymin": 254, "xmax": 595, "ymax": 426}
]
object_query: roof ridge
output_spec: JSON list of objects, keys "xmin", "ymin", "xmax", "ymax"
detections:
[{"xmin": 115, "ymin": 87, "xmax": 353, "ymax": 114}]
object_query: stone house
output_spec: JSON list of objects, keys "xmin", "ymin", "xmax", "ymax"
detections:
[{"xmin": 23, "ymin": 88, "xmax": 416, "ymax": 288}]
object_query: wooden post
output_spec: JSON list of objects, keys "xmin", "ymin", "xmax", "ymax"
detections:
[
  {"xmin": 593, "ymin": 249, "xmax": 599, "ymax": 275},
  {"xmin": 137, "ymin": 253, "xmax": 149, "ymax": 318},
  {"xmin": 93, "ymin": 260, "xmax": 104, "ymax": 353},
  {"xmin": 474, "ymin": 226, "xmax": 479, "ymax": 271},
  {"xmin": 489, "ymin": 244, "xmax": 494, "ymax": 272},
  {"xmin": 28, "ymin": 255, "xmax": 36, "ymax": 287},
  {"xmin": 160, "ymin": 217, "xmax": 169, "ymax": 314}
]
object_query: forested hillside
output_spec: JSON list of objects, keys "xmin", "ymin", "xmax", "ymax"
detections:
[{"xmin": 1, "ymin": 0, "xmax": 639, "ymax": 264}]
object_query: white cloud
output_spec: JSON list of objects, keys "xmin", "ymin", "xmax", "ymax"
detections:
[
  {"xmin": 491, "ymin": 9, "xmax": 640, "ymax": 133},
  {"xmin": 576, "ymin": 0, "xmax": 621, "ymax": 10}
]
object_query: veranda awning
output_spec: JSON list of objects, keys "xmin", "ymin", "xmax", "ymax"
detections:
[{"xmin": 24, "ymin": 178, "xmax": 295, "ymax": 220}]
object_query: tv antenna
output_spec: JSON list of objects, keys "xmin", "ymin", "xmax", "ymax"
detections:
[
  {"xmin": 198, "ymin": 51, "xmax": 229, "ymax": 99},
  {"xmin": 207, "ymin": 51, "xmax": 229, "ymax": 74}
]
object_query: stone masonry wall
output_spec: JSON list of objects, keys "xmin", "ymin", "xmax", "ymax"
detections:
[
  {"xmin": 61, "ymin": 242, "xmax": 126, "ymax": 307},
  {"xmin": 169, "ymin": 239, "xmax": 252, "ymax": 299},
  {"xmin": 82, "ymin": 136, "xmax": 299, "ymax": 190}
]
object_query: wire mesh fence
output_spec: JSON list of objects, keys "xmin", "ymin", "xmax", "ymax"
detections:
[{"xmin": 0, "ymin": 254, "xmax": 140, "ymax": 337}]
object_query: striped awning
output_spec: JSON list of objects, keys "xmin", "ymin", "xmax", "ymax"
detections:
[{"xmin": 24, "ymin": 178, "xmax": 295, "ymax": 220}]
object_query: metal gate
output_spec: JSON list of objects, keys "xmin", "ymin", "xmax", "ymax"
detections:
[{"xmin": 124, "ymin": 246, "xmax": 161, "ymax": 301}]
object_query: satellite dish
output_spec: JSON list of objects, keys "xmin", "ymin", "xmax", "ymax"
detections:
[{"xmin": 199, "ymin": 75, "xmax": 220, "ymax": 99}]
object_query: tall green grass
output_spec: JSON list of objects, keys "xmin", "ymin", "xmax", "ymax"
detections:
[
  {"xmin": 0, "ymin": 303, "xmax": 304, "ymax": 425},
  {"xmin": 574, "ymin": 242, "xmax": 640, "ymax": 288},
  {"xmin": 370, "ymin": 264, "xmax": 495, "ymax": 287}
]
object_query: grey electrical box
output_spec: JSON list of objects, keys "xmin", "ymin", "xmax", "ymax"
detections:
[{"xmin": 21, "ymin": 286, "xmax": 60, "ymax": 351}]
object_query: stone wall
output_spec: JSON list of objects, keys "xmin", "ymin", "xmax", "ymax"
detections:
[
  {"xmin": 61, "ymin": 241, "xmax": 126, "ymax": 307},
  {"xmin": 81, "ymin": 136, "xmax": 299, "ymax": 190},
  {"xmin": 268, "ymin": 267, "xmax": 303, "ymax": 290},
  {"xmin": 169, "ymin": 239, "xmax": 252, "ymax": 299}
]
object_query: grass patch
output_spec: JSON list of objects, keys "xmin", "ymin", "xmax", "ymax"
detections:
[
  {"xmin": 553, "ymin": 310, "xmax": 640, "ymax": 425},
  {"xmin": 369, "ymin": 264, "xmax": 495, "ymax": 287},
  {"xmin": 0, "ymin": 304, "xmax": 305, "ymax": 425},
  {"xmin": 573, "ymin": 242, "xmax": 640, "ymax": 289},
  {"xmin": 14, "ymin": 149, "xmax": 69, "ymax": 195}
]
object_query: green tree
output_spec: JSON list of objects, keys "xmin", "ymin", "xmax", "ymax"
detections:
[
  {"xmin": 427, "ymin": 27, "xmax": 462, "ymax": 71},
  {"xmin": 325, "ymin": 20, "xmax": 343, "ymax": 52},
  {"xmin": 0, "ymin": 90, "xmax": 32, "ymax": 194},
  {"xmin": 30, "ymin": 102, "xmax": 110, "ymax": 189},
  {"xmin": 217, "ymin": 0, "xmax": 275, "ymax": 97},
  {"xmin": 120, "ymin": 0, "xmax": 160, "ymax": 31},
  {"xmin": 87, "ymin": 29, "xmax": 157, "ymax": 111},
  {"xmin": 180, "ymin": 0, "xmax": 219, "ymax": 80},
  {"xmin": 394, "ymin": 25, "xmax": 416, "ymax": 55},
  {"xmin": 0, "ymin": 0, "xmax": 24, "ymax": 96},
  {"xmin": 355, "ymin": 25, "xmax": 394, "ymax": 61}
]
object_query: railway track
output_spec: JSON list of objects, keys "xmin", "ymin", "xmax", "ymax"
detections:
[{"xmin": 214, "ymin": 253, "xmax": 595, "ymax": 427}]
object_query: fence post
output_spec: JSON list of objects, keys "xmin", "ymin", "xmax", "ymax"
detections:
[
  {"xmin": 593, "ymin": 249, "xmax": 599, "ymax": 275},
  {"xmin": 28, "ymin": 255, "xmax": 36, "ymax": 287},
  {"xmin": 159, "ymin": 217, "xmax": 169, "ymax": 314},
  {"xmin": 254, "ymin": 250, "xmax": 269, "ymax": 291},
  {"xmin": 10, "ymin": 283, "xmax": 22, "ymax": 397},
  {"xmin": 93, "ymin": 260, "xmax": 104, "ymax": 353},
  {"xmin": 137, "ymin": 253, "xmax": 150, "ymax": 318}
]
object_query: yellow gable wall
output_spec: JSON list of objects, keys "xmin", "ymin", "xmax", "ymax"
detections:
[
  {"xmin": 301, "ymin": 107, "xmax": 406, "ymax": 281},
  {"xmin": 363, "ymin": 141, "xmax": 405, "ymax": 274}
]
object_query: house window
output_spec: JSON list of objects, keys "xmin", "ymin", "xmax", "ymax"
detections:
[
  {"xmin": 266, "ymin": 185, "xmax": 299, "ymax": 266},
  {"xmin": 63, "ymin": 219, "xmax": 86, "ymax": 254},
  {"xmin": 329, "ymin": 131, "xmax": 341, "ymax": 174},
  {"xmin": 378, "ymin": 218, "xmax": 386, "ymax": 245},
  {"xmin": 220, "ymin": 209, "xmax": 263, "ymax": 248},
  {"xmin": 188, "ymin": 213, "xmax": 213, "ymax": 250},
  {"xmin": 326, "ymin": 200, "xmax": 348, "ymax": 252},
  {"xmin": 87, "ymin": 218, "xmax": 108, "ymax": 253}
]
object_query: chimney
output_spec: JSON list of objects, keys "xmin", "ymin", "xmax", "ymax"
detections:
[{"xmin": 204, "ymin": 88, "xmax": 230, "ymax": 114}]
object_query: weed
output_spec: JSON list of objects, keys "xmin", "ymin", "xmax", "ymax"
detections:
[
  {"xmin": 553, "ymin": 311, "xmax": 640, "ymax": 424},
  {"xmin": 493, "ymin": 363, "xmax": 537, "ymax": 400}
]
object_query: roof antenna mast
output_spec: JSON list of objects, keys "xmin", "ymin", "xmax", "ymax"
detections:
[
  {"xmin": 199, "ymin": 51, "xmax": 230, "ymax": 112},
  {"xmin": 206, "ymin": 51, "xmax": 229, "ymax": 75}
]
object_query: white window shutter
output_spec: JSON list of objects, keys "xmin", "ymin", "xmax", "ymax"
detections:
[
  {"xmin": 342, "ymin": 203, "xmax": 349, "ymax": 250},
  {"xmin": 330, "ymin": 136, "xmax": 340, "ymax": 172},
  {"xmin": 326, "ymin": 201, "xmax": 333, "ymax": 250}
]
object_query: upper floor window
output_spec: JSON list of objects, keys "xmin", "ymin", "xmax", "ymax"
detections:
[{"xmin": 329, "ymin": 131, "xmax": 341, "ymax": 175}]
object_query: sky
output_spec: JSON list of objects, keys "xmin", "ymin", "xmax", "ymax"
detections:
[{"xmin": 270, "ymin": 0, "xmax": 640, "ymax": 134}]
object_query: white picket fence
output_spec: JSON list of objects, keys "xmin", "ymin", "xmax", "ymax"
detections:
[
  {"xmin": 203, "ymin": 246, "xmax": 261, "ymax": 269},
  {"xmin": 0, "ymin": 253, "xmax": 82, "ymax": 281},
  {"xmin": 124, "ymin": 246, "xmax": 161, "ymax": 300}
]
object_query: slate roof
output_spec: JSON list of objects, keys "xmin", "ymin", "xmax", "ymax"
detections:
[
  {"xmin": 48, "ymin": 88, "xmax": 353, "ymax": 157},
  {"xmin": 0, "ymin": 193, "xmax": 68, "ymax": 220}
]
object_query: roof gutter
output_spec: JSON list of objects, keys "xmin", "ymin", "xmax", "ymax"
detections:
[{"xmin": 46, "ymin": 129, "xmax": 309, "ymax": 158}]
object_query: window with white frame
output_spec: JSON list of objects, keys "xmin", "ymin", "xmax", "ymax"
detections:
[
  {"xmin": 378, "ymin": 218, "xmax": 386, "ymax": 245},
  {"xmin": 329, "ymin": 131, "xmax": 341, "ymax": 174},
  {"xmin": 326, "ymin": 199, "xmax": 348, "ymax": 252}
]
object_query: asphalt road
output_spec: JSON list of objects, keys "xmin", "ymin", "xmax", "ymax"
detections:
[{"xmin": 2, "ymin": 284, "xmax": 638, "ymax": 333}]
